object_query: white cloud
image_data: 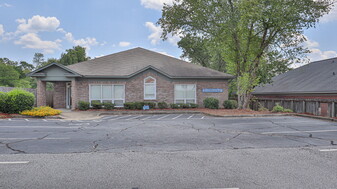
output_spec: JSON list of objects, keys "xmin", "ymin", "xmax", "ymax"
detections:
[
  {"xmin": 16, "ymin": 15, "xmax": 60, "ymax": 33},
  {"xmin": 0, "ymin": 3, "xmax": 12, "ymax": 7},
  {"xmin": 145, "ymin": 22, "xmax": 162, "ymax": 45},
  {"xmin": 0, "ymin": 24, "xmax": 4, "ymax": 36},
  {"xmin": 64, "ymin": 32, "xmax": 98, "ymax": 50},
  {"xmin": 293, "ymin": 36, "xmax": 337, "ymax": 68},
  {"xmin": 14, "ymin": 33, "xmax": 61, "ymax": 54},
  {"xmin": 140, "ymin": 0, "xmax": 173, "ymax": 10},
  {"xmin": 119, "ymin": 41, "xmax": 131, "ymax": 47},
  {"xmin": 145, "ymin": 21, "xmax": 181, "ymax": 46}
]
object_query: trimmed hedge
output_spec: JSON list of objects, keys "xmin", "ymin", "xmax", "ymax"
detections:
[
  {"xmin": 158, "ymin": 102, "xmax": 168, "ymax": 109},
  {"xmin": 0, "ymin": 92, "xmax": 8, "ymax": 113},
  {"xmin": 203, "ymin": 97, "xmax": 219, "ymax": 109},
  {"xmin": 91, "ymin": 100, "xmax": 102, "ymax": 109},
  {"xmin": 78, "ymin": 101, "xmax": 90, "ymax": 110},
  {"xmin": 223, "ymin": 100, "xmax": 238, "ymax": 109},
  {"xmin": 0, "ymin": 89, "xmax": 35, "ymax": 113},
  {"xmin": 170, "ymin": 103, "xmax": 198, "ymax": 109},
  {"xmin": 103, "ymin": 102, "xmax": 115, "ymax": 110},
  {"xmin": 124, "ymin": 102, "xmax": 157, "ymax": 110}
]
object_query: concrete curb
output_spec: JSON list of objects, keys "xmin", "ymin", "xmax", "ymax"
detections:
[
  {"xmin": 98, "ymin": 110, "xmax": 201, "ymax": 116},
  {"xmin": 294, "ymin": 113, "xmax": 337, "ymax": 122},
  {"xmin": 202, "ymin": 112, "xmax": 294, "ymax": 118},
  {"xmin": 6, "ymin": 115, "xmax": 63, "ymax": 119}
]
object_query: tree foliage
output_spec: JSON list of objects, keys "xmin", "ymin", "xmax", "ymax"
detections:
[
  {"xmin": 159, "ymin": 0, "xmax": 333, "ymax": 109},
  {"xmin": 59, "ymin": 46, "xmax": 90, "ymax": 66}
]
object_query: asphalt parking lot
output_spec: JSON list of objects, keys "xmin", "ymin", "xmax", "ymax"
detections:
[
  {"xmin": 1, "ymin": 114, "xmax": 337, "ymax": 188},
  {"xmin": 0, "ymin": 114, "xmax": 336, "ymax": 154}
]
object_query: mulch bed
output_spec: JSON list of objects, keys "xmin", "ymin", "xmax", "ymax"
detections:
[{"xmin": 0, "ymin": 113, "xmax": 19, "ymax": 118}]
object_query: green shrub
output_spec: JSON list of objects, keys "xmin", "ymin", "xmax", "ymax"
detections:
[
  {"xmin": 158, "ymin": 102, "xmax": 168, "ymax": 109},
  {"xmin": 124, "ymin": 102, "xmax": 136, "ymax": 110},
  {"xmin": 144, "ymin": 102, "xmax": 156, "ymax": 109},
  {"xmin": 78, "ymin": 101, "xmax": 90, "ymax": 110},
  {"xmin": 5, "ymin": 89, "xmax": 35, "ymax": 113},
  {"xmin": 203, "ymin": 97, "xmax": 219, "ymax": 109},
  {"xmin": 91, "ymin": 100, "xmax": 102, "ymax": 109},
  {"xmin": 103, "ymin": 102, "xmax": 115, "ymax": 110},
  {"xmin": 170, "ymin": 103, "xmax": 180, "ymax": 109},
  {"xmin": 134, "ymin": 102, "xmax": 144, "ymax": 110},
  {"xmin": 283, "ymin": 108, "xmax": 293, "ymax": 113},
  {"xmin": 272, "ymin": 103, "xmax": 284, "ymax": 113},
  {"xmin": 189, "ymin": 103, "xmax": 199, "ymax": 108},
  {"xmin": 0, "ymin": 92, "xmax": 8, "ymax": 113},
  {"xmin": 223, "ymin": 100, "xmax": 238, "ymax": 109}
]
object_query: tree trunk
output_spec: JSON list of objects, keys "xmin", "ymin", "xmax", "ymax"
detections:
[{"xmin": 237, "ymin": 85, "xmax": 252, "ymax": 109}]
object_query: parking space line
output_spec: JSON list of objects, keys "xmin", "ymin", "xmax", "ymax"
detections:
[
  {"xmin": 172, "ymin": 114, "xmax": 183, "ymax": 120},
  {"xmin": 25, "ymin": 119, "xmax": 29, "ymax": 121},
  {"xmin": 8, "ymin": 118, "xmax": 11, "ymax": 121},
  {"xmin": 0, "ymin": 161, "xmax": 29, "ymax": 165},
  {"xmin": 262, "ymin": 129, "xmax": 337, "ymax": 134},
  {"xmin": 0, "ymin": 137, "xmax": 70, "ymax": 140},
  {"xmin": 126, "ymin": 115, "xmax": 143, "ymax": 120},
  {"xmin": 187, "ymin": 114, "xmax": 194, "ymax": 119},
  {"xmin": 109, "ymin": 115, "xmax": 131, "ymax": 120},
  {"xmin": 141, "ymin": 115, "xmax": 153, "ymax": 120},
  {"xmin": 319, "ymin": 149, "xmax": 337, "ymax": 152},
  {"xmin": 157, "ymin": 115, "xmax": 171, "ymax": 120},
  {"xmin": 201, "ymin": 116, "xmax": 205, "ymax": 119}
]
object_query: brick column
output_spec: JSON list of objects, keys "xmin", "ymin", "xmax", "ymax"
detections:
[
  {"xmin": 71, "ymin": 78, "xmax": 77, "ymax": 110},
  {"xmin": 36, "ymin": 79, "xmax": 47, "ymax": 107}
]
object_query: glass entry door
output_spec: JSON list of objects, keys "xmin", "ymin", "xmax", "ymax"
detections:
[{"xmin": 66, "ymin": 82, "xmax": 72, "ymax": 109}]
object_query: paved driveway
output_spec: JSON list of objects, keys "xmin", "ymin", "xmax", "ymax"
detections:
[{"xmin": 0, "ymin": 114, "xmax": 336, "ymax": 154}]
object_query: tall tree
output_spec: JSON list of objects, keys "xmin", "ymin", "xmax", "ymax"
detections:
[
  {"xmin": 59, "ymin": 46, "xmax": 90, "ymax": 66},
  {"xmin": 159, "ymin": 0, "xmax": 332, "ymax": 109},
  {"xmin": 33, "ymin": 53, "xmax": 45, "ymax": 68}
]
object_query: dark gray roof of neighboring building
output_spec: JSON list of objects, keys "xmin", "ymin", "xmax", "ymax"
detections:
[
  {"xmin": 253, "ymin": 57, "xmax": 337, "ymax": 95},
  {"xmin": 66, "ymin": 47, "xmax": 234, "ymax": 79}
]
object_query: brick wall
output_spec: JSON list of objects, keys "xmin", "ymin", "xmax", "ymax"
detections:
[
  {"xmin": 73, "ymin": 70, "xmax": 229, "ymax": 108},
  {"xmin": 36, "ymin": 79, "xmax": 46, "ymax": 107},
  {"xmin": 53, "ymin": 82, "xmax": 66, "ymax": 108}
]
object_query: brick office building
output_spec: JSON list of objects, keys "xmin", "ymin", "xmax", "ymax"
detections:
[{"xmin": 28, "ymin": 48, "xmax": 234, "ymax": 110}]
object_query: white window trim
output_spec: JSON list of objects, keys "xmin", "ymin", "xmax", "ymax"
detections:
[
  {"xmin": 174, "ymin": 84, "xmax": 197, "ymax": 104},
  {"xmin": 89, "ymin": 84, "xmax": 125, "ymax": 107},
  {"xmin": 144, "ymin": 76, "xmax": 156, "ymax": 100}
]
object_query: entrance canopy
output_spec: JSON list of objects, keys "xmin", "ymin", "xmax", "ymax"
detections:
[{"xmin": 27, "ymin": 63, "xmax": 82, "ymax": 81}]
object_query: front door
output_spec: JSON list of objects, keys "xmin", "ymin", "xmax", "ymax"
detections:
[{"xmin": 66, "ymin": 82, "xmax": 72, "ymax": 109}]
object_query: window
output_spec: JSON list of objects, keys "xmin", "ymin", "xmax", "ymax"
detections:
[
  {"xmin": 89, "ymin": 84, "xmax": 125, "ymax": 107},
  {"xmin": 174, "ymin": 84, "xmax": 196, "ymax": 104},
  {"xmin": 144, "ymin": 76, "xmax": 156, "ymax": 100}
]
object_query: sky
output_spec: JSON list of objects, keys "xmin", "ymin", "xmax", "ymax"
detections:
[{"xmin": 1, "ymin": 0, "xmax": 337, "ymax": 67}]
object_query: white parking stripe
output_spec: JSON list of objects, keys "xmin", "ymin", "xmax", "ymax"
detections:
[
  {"xmin": 157, "ymin": 115, "xmax": 171, "ymax": 120},
  {"xmin": 141, "ymin": 115, "xmax": 153, "ymax": 120},
  {"xmin": 262, "ymin": 129, "xmax": 337, "ymax": 134},
  {"xmin": 172, "ymin": 114, "xmax": 183, "ymax": 120},
  {"xmin": 201, "ymin": 116, "xmax": 205, "ymax": 119},
  {"xmin": 109, "ymin": 115, "xmax": 132, "ymax": 120},
  {"xmin": 0, "ymin": 138, "xmax": 69, "ymax": 140},
  {"xmin": 187, "ymin": 114, "xmax": 194, "ymax": 119},
  {"xmin": 126, "ymin": 115, "xmax": 143, "ymax": 120},
  {"xmin": 25, "ymin": 119, "xmax": 29, "ymax": 121},
  {"xmin": 319, "ymin": 149, "xmax": 337, "ymax": 152},
  {"xmin": 43, "ymin": 119, "xmax": 47, "ymax": 122},
  {"xmin": 0, "ymin": 161, "xmax": 29, "ymax": 164},
  {"xmin": 8, "ymin": 119, "xmax": 11, "ymax": 121}
]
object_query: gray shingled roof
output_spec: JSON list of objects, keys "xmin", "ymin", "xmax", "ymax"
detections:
[
  {"xmin": 253, "ymin": 57, "xmax": 337, "ymax": 94},
  {"xmin": 66, "ymin": 47, "xmax": 233, "ymax": 79}
]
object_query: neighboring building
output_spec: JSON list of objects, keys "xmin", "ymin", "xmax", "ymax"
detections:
[
  {"xmin": 28, "ymin": 47, "xmax": 234, "ymax": 109},
  {"xmin": 253, "ymin": 58, "xmax": 337, "ymax": 117}
]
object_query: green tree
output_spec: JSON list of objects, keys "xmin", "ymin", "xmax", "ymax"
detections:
[
  {"xmin": 59, "ymin": 46, "xmax": 90, "ymax": 66},
  {"xmin": 159, "ymin": 0, "xmax": 332, "ymax": 109},
  {"xmin": 0, "ymin": 63, "xmax": 20, "ymax": 87},
  {"xmin": 33, "ymin": 53, "xmax": 45, "ymax": 68}
]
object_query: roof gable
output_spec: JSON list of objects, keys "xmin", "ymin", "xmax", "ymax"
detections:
[{"xmin": 27, "ymin": 63, "xmax": 82, "ymax": 81}]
